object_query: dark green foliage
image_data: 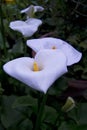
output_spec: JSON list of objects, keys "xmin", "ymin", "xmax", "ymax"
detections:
[{"xmin": 0, "ymin": 0, "xmax": 87, "ymax": 129}]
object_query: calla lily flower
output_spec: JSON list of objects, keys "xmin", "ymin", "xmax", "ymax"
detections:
[
  {"xmin": 21, "ymin": 5, "xmax": 44, "ymax": 19},
  {"xmin": 3, "ymin": 50, "xmax": 67, "ymax": 93},
  {"xmin": 27, "ymin": 37, "xmax": 82, "ymax": 66},
  {"xmin": 9, "ymin": 18, "xmax": 42, "ymax": 37}
]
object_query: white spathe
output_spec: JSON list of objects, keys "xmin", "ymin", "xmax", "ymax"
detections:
[
  {"xmin": 27, "ymin": 37, "xmax": 82, "ymax": 66},
  {"xmin": 3, "ymin": 50, "xmax": 67, "ymax": 93},
  {"xmin": 9, "ymin": 18, "xmax": 42, "ymax": 37},
  {"xmin": 21, "ymin": 5, "xmax": 44, "ymax": 18}
]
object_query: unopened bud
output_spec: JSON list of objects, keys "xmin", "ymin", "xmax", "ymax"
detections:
[{"xmin": 62, "ymin": 97, "xmax": 75, "ymax": 112}]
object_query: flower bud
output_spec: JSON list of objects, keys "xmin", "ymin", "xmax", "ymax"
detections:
[{"xmin": 62, "ymin": 97, "xmax": 75, "ymax": 112}]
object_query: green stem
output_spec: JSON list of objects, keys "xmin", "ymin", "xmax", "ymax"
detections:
[
  {"xmin": 0, "ymin": 1, "xmax": 7, "ymax": 56},
  {"xmin": 34, "ymin": 93, "xmax": 47, "ymax": 130}
]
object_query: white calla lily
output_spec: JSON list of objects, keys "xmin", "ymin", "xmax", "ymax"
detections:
[
  {"xmin": 27, "ymin": 37, "xmax": 82, "ymax": 66},
  {"xmin": 3, "ymin": 50, "xmax": 67, "ymax": 93},
  {"xmin": 9, "ymin": 18, "xmax": 42, "ymax": 37},
  {"xmin": 21, "ymin": 5, "xmax": 44, "ymax": 19}
]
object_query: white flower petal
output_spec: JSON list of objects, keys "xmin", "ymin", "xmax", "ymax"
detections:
[
  {"xmin": 3, "ymin": 57, "xmax": 34, "ymax": 78},
  {"xmin": 20, "ymin": 5, "xmax": 44, "ymax": 18},
  {"xmin": 26, "ymin": 18, "xmax": 42, "ymax": 27},
  {"xmin": 20, "ymin": 5, "xmax": 34, "ymax": 14},
  {"xmin": 34, "ymin": 6, "xmax": 44, "ymax": 12},
  {"xmin": 9, "ymin": 20, "xmax": 26, "ymax": 30},
  {"xmin": 21, "ymin": 5, "xmax": 34, "ymax": 19},
  {"xmin": 58, "ymin": 41, "xmax": 82, "ymax": 66},
  {"xmin": 27, "ymin": 37, "xmax": 82, "ymax": 65},
  {"xmin": 35, "ymin": 49, "xmax": 68, "ymax": 93},
  {"xmin": 9, "ymin": 19, "xmax": 42, "ymax": 37},
  {"xmin": 27, "ymin": 37, "xmax": 61, "ymax": 52},
  {"xmin": 21, "ymin": 5, "xmax": 44, "ymax": 14},
  {"xmin": 3, "ymin": 50, "xmax": 67, "ymax": 93}
]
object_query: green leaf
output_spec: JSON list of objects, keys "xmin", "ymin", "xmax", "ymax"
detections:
[
  {"xmin": 1, "ymin": 95, "xmax": 23, "ymax": 128},
  {"xmin": 58, "ymin": 122, "xmax": 72, "ymax": 130},
  {"xmin": 79, "ymin": 40, "xmax": 87, "ymax": 49},
  {"xmin": 43, "ymin": 105, "xmax": 58, "ymax": 124},
  {"xmin": 12, "ymin": 95, "xmax": 37, "ymax": 108},
  {"xmin": 8, "ymin": 119, "xmax": 33, "ymax": 130},
  {"xmin": 76, "ymin": 124, "xmax": 87, "ymax": 130},
  {"xmin": 11, "ymin": 41, "xmax": 24, "ymax": 54},
  {"xmin": 67, "ymin": 103, "xmax": 87, "ymax": 125},
  {"xmin": 59, "ymin": 122, "xmax": 87, "ymax": 130},
  {"xmin": 76, "ymin": 103, "xmax": 87, "ymax": 125},
  {"xmin": 73, "ymin": 65, "xmax": 83, "ymax": 72},
  {"xmin": 0, "ymin": 32, "xmax": 3, "ymax": 49},
  {"xmin": 0, "ymin": 123, "xmax": 4, "ymax": 130},
  {"xmin": 48, "ymin": 77, "xmax": 68, "ymax": 96},
  {"xmin": 18, "ymin": 119, "xmax": 33, "ymax": 130}
]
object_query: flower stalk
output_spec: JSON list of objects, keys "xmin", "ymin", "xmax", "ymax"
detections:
[{"xmin": 34, "ymin": 93, "xmax": 47, "ymax": 130}]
